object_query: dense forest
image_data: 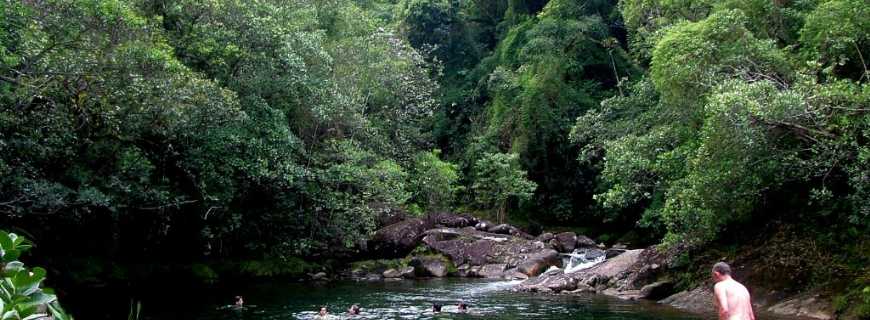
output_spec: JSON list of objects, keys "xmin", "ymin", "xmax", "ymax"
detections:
[{"xmin": 1, "ymin": 0, "xmax": 868, "ymax": 318}]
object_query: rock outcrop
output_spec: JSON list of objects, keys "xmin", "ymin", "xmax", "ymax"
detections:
[
  {"xmin": 515, "ymin": 249, "xmax": 644, "ymax": 293},
  {"xmin": 410, "ymin": 256, "xmax": 452, "ymax": 277},
  {"xmin": 420, "ymin": 227, "xmax": 560, "ymax": 278},
  {"xmin": 516, "ymin": 249, "xmax": 561, "ymax": 277},
  {"xmin": 368, "ymin": 218, "xmax": 430, "ymax": 258}
]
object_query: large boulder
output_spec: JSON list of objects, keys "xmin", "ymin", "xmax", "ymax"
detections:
[
  {"xmin": 517, "ymin": 249, "xmax": 561, "ymax": 277},
  {"xmin": 537, "ymin": 232, "xmax": 554, "ymax": 242},
  {"xmin": 428, "ymin": 212, "xmax": 478, "ymax": 228},
  {"xmin": 659, "ymin": 287, "xmax": 715, "ymax": 313},
  {"xmin": 410, "ymin": 256, "xmax": 452, "ymax": 277},
  {"xmin": 516, "ymin": 249, "xmax": 645, "ymax": 293},
  {"xmin": 421, "ymin": 227, "xmax": 549, "ymax": 268},
  {"xmin": 487, "ymin": 224, "xmax": 534, "ymax": 239},
  {"xmin": 368, "ymin": 218, "xmax": 431, "ymax": 257},
  {"xmin": 639, "ymin": 281, "xmax": 675, "ymax": 300},
  {"xmin": 576, "ymin": 235, "xmax": 597, "ymax": 248},
  {"xmin": 551, "ymin": 232, "xmax": 578, "ymax": 253}
]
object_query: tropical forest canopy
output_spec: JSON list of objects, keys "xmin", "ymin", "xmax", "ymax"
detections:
[{"xmin": 0, "ymin": 0, "xmax": 868, "ymax": 305}]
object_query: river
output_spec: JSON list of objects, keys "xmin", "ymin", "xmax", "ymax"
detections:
[{"xmin": 134, "ymin": 278, "xmax": 715, "ymax": 320}]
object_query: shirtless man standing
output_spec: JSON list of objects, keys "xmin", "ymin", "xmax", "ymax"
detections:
[{"xmin": 712, "ymin": 262, "xmax": 755, "ymax": 320}]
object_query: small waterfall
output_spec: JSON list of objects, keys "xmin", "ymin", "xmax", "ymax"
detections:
[{"xmin": 562, "ymin": 248, "xmax": 606, "ymax": 273}]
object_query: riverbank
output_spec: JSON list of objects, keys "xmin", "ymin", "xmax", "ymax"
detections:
[{"xmin": 344, "ymin": 213, "xmax": 842, "ymax": 319}]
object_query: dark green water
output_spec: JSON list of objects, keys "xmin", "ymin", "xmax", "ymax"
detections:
[{"xmin": 141, "ymin": 278, "xmax": 717, "ymax": 320}]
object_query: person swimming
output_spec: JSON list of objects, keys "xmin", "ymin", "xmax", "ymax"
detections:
[
  {"xmin": 457, "ymin": 301, "xmax": 468, "ymax": 313},
  {"xmin": 347, "ymin": 304, "xmax": 361, "ymax": 315},
  {"xmin": 233, "ymin": 296, "xmax": 244, "ymax": 308},
  {"xmin": 314, "ymin": 306, "xmax": 331, "ymax": 319},
  {"xmin": 431, "ymin": 303, "xmax": 442, "ymax": 313}
]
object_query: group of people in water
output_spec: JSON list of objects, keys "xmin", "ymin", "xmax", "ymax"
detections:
[
  {"xmin": 312, "ymin": 301, "xmax": 469, "ymax": 319},
  {"xmin": 229, "ymin": 262, "xmax": 754, "ymax": 320}
]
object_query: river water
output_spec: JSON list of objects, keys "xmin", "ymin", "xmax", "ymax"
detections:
[{"xmin": 139, "ymin": 278, "xmax": 714, "ymax": 320}]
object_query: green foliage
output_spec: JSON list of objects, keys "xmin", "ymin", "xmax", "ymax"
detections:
[
  {"xmin": 1, "ymin": 0, "xmax": 441, "ymax": 265},
  {"xmin": 0, "ymin": 231, "xmax": 72, "ymax": 320},
  {"xmin": 650, "ymin": 9, "xmax": 790, "ymax": 107},
  {"xmin": 189, "ymin": 264, "xmax": 218, "ymax": 284},
  {"xmin": 799, "ymin": 0, "xmax": 869, "ymax": 80},
  {"xmin": 237, "ymin": 257, "xmax": 317, "ymax": 278},
  {"xmin": 410, "ymin": 150, "xmax": 462, "ymax": 211},
  {"xmin": 580, "ymin": 0, "xmax": 870, "ymax": 249},
  {"xmin": 472, "ymin": 153, "xmax": 536, "ymax": 223}
]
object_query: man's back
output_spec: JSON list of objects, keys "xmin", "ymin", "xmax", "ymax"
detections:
[{"xmin": 714, "ymin": 279, "xmax": 755, "ymax": 320}]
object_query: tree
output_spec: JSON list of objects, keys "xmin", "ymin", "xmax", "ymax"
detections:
[
  {"xmin": 411, "ymin": 149, "xmax": 463, "ymax": 211},
  {"xmin": 472, "ymin": 152, "xmax": 536, "ymax": 223}
]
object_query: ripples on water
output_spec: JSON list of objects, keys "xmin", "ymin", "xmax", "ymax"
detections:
[{"xmin": 147, "ymin": 278, "xmax": 711, "ymax": 320}]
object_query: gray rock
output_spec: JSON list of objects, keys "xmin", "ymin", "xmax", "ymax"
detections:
[
  {"xmin": 479, "ymin": 263, "xmax": 508, "ymax": 278},
  {"xmin": 606, "ymin": 248, "xmax": 627, "ymax": 259},
  {"xmin": 552, "ymin": 232, "xmax": 578, "ymax": 253},
  {"xmin": 410, "ymin": 256, "xmax": 451, "ymax": 277},
  {"xmin": 504, "ymin": 268, "xmax": 529, "ymax": 280},
  {"xmin": 364, "ymin": 273, "xmax": 382, "ymax": 281},
  {"xmin": 639, "ymin": 281, "xmax": 674, "ymax": 300},
  {"xmin": 576, "ymin": 235, "xmax": 597, "ymax": 248},
  {"xmin": 659, "ymin": 287, "xmax": 715, "ymax": 313},
  {"xmin": 537, "ymin": 232, "xmax": 554, "ymax": 242},
  {"xmin": 400, "ymin": 266, "xmax": 415, "ymax": 278},
  {"xmin": 382, "ymin": 268, "xmax": 402, "ymax": 278},
  {"xmin": 368, "ymin": 218, "xmax": 431, "ymax": 257},
  {"xmin": 517, "ymin": 249, "xmax": 561, "ymax": 277},
  {"xmin": 474, "ymin": 221, "xmax": 491, "ymax": 231},
  {"xmin": 488, "ymin": 224, "xmax": 513, "ymax": 235},
  {"xmin": 429, "ymin": 212, "xmax": 478, "ymax": 228},
  {"xmin": 767, "ymin": 293, "xmax": 834, "ymax": 319},
  {"xmin": 582, "ymin": 248, "xmax": 606, "ymax": 260}
]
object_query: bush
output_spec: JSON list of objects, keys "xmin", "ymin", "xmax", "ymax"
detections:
[{"xmin": 0, "ymin": 231, "xmax": 73, "ymax": 320}]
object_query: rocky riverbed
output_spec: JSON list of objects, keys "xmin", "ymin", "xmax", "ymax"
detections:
[{"xmin": 340, "ymin": 212, "xmax": 834, "ymax": 320}]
